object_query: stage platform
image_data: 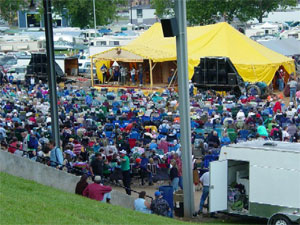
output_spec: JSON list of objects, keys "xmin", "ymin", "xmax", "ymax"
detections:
[{"xmin": 93, "ymin": 83, "xmax": 177, "ymax": 95}]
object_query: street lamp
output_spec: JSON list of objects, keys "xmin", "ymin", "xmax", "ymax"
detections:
[{"xmin": 93, "ymin": 0, "xmax": 96, "ymax": 30}]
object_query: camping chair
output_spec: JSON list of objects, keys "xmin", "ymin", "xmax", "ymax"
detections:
[
  {"xmin": 238, "ymin": 129, "xmax": 250, "ymax": 141},
  {"xmin": 214, "ymin": 127, "xmax": 223, "ymax": 139},
  {"xmin": 227, "ymin": 128, "xmax": 237, "ymax": 143},
  {"xmin": 231, "ymin": 107, "xmax": 239, "ymax": 119},
  {"xmin": 216, "ymin": 105, "xmax": 223, "ymax": 114}
]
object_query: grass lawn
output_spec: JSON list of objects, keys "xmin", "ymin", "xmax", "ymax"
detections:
[
  {"xmin": 0, "ymin": 172, "xmax": 264, "ymax": 225},
  {"xmin": 0, "ymin": 172, "xmax": 196, "ymax": 225}
]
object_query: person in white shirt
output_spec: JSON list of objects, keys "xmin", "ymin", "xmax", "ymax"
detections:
[
  {"xmin": 282, "ymin": 126, "xmax": 290, "ymax": 141},
  {"xmin": 236, "ymin": 110, "xmax": 245, "ymax": 121},
  {"xmin": 197, "ymin": 171, "xmax": 210, "ymax": 214}
]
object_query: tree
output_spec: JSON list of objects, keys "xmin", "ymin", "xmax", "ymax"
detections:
[
  {"xmin": 52, "ymin": 0, "xmax": 126, "ymax": 29},
  {"xmin": 150, "ymin": 0, "xmax": 174, "ymax": 18},
  {"xmin": 0, "ymin": 0, "xmax": 28, "ymax": 25},
  {"xmin": 235, "ymin": 0, "xmax": 298, "ymax": 23},
  {"xmin": 0, "ymin": 0, "xmax": 126, "ymax": 29},
  {"xmin": 151, "ymin": 0, "xmax": 298, "ymax": 25}
]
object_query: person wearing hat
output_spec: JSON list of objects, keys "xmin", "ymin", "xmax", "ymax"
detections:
[
  {"xmin": 120, "ymin": 150, "xmax": 131, "ymax": 195},
  {"xmin": 83, "ymin": 175, "xmax": 112, "ymax": 203},
  {"xmin": 150, "ymin": 191, "xmax": 170, "ymax": 217}
]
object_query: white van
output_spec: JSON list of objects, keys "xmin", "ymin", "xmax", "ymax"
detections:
[{"xmin": 209, "ymin": 141, "xmax": 300, "ymax": 225}]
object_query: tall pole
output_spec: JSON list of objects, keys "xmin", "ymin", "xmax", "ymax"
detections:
[
  {"xmin": 93, "ymin": 0, "xmax": 96, "ymax": 30},
  {"xmin": 43, "ymin": 0, "xmax": 60, "ymax": 147},
  {"xmin": 175, "ymin": 0, "xmax": 194, "ymax": 217},
  {"xmin": 130, "ymin": 0, "xmax": 133, "ymax": 24}
]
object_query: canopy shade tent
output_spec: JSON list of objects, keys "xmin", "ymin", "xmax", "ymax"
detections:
[
  {"xmin": 94, "ymin": 48, "xmax": 143, "ymax": 62},
  {"xmin": 258, "ymin": 39, "xmax": 300, "ymax": 57},
  {"xmin": 92, "ymin": 22, "xmax": 296, "ymax": 85}
]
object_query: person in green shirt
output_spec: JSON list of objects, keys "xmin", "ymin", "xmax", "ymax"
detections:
[
  {"xmin": 103, "ymin": 159, "xmax": 111, "ymax": 179},
  {"xmin": 120, "ymin": 150, "xmax": 131, "ymax": 195}
]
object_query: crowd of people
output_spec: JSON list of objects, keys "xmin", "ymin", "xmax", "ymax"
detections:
[{"xmin": 1, "ymin": 76, "xmax": 300, "ymax": 215}]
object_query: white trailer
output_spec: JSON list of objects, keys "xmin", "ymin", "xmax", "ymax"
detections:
[{"xmin": 209, "ymin": 141, "xmax": 300, "ymax": 225}]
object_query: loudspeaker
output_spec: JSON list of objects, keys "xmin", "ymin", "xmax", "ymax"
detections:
[
  {"xmin": 41, "ymin": 63, "xmax": 47, "ymax": 74},
  {"xmin": 41, "ymin": 54, "xmax": 47, "ymax": 63},
  {"xmin": 218, "ymin": 69, "xmax": 227, "ymax": 84},
  {"xmin": 35, "ymin": 64, "xmax": 42, "ymax": 74},
  {"xmin": 27, "ymin": 65, "xmax": 33, "ymax": 74},
  {"xmin": 208, "ymin": 69, "xmax": 217, "ymax": 84},
  {"xmin": 33, "ymin": 54, "xmax": 41, "ymax": 64},
  {"xmin": 228, "ymin": 73, "xmax": 237, "ymax": 85},
  {"xmin": 161, "ymin": 18, "xmax": 179, "ymax": 37}
]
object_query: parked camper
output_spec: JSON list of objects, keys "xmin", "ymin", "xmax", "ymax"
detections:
[{"xmin": 209, "ymin": 141, "xmax": 300, "ymax": 225}]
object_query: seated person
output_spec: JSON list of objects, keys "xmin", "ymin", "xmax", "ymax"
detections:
[
  {"xmin": 83, "ymin": 176, "xmax": 112, "ymax": 203},
  {"xmin": 150, "ymin": 191, "xmax": 170, "ymax": 217},
  {"xmin": 134, "ymin": 191, "xmax": 152, "ymax": 214}
]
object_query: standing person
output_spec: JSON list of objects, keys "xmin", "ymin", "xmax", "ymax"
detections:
[
  {"xmin": 173, "ymin": 153, "xmax": 183, "ymax": 189},
  {"xmin": 49, "ymin": 140, "xmax": 63, "ymax": 168},
  {"xmin": 120, "ymin": 65, "xmax": 127, "ymax": 85},
  {"xmin": 75, "ymin": 174, "xmax": 89, "ymax": 196},
  {"xmin": 196, "ymin": 171, "xmax": 216, "ymax": 217},
  {"xmin": 288, "ymin": 77, "xmax": 298, "ymax": 103},
  {"xmin": 138, "ymin": 64, "xmax": 143, "ymax": 86},
  {"xmin": 150, "ymin": 191, "xmax": 170, "ymax": 217},
  {"xmin": 90, "ymin": 152, "xmax": 104, "ymax": 177},
  {"xmin": 134, "ymin": 191, "xmax": 152, "ymax": 214},
  {"xmin": 83, "ymin": 175, "xmax": 112, "ymax": 203},
  {"xmin": 278, "ymin": 69, "xmax": 284, "ymax": 91},
  {"xmin": 120, "ymin": 150, "xmax": 131, "ymax": 195},
  {"xmin": 131, "ymin": 67, "xmax": 136, "ymax": 85},
  {"xmin": 170, "ymin": 159, "xmax": 179, "ymax": 192},
  {"xmin": 168, "ymin": 69, "xmax": 175, "ymax": 84},
  {"xmin": 16, "ymin": 73, "xmax": 21, "ymax": 91},
  {"xmin": 113, "ymin": 66, "xmax": 120, "ymax": 84},
  {"xmin": 30, "ymin": 75, "xmax": 36, "ymax": 91},
  {"xmin": 0, "ymin": 69, "xmax": 4, "ymax": 86}
]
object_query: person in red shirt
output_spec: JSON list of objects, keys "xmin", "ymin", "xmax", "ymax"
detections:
[{"xmin": 83, "ymin": 176, "xmax": 112, "ymax": 203}]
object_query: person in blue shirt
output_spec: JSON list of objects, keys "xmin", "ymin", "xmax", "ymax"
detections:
[
  {"xmin": 221, "ymin": 132, "xmax": 231, "ymax": 146},
  {"xmin": 49, "ymin": 140, "xmax": 64, "ymax": 168},
  {"xmin": 134, "ymin": 191, "xmax": 152, "ymax": 214},
  {"xmin": 140, "ymin": 153, "xmax": 153, "ymax": 185}
]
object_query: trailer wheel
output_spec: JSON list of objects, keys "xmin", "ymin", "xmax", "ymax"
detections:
[
  {"xmin": 269, "ymin": 215, "xmax": 291, "ymax": 225},
  {"xmin": 247, "ymin": 84, "xmax": 261, "ymax": 97}
]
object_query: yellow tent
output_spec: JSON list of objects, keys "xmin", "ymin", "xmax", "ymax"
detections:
[{"xmin": 92, "ymin": 22, "xmax": 295, "ymax": 85}]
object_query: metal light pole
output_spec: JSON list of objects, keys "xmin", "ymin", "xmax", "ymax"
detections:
[
  {"xmin": 130, "ymin": 0, "xmax": 133, "ymax": 24},
  {"xmin": 175, "ymin": 0, "xmax": 195, "ymax": 217},
  {"xmin": 93, "ymin": 0, "xmax": 96, "ymax": 30},
  {"xmin": 43, "ymin": 0, "xmax": 60, "ymax": 147}
]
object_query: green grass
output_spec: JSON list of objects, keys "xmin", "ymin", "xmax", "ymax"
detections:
[
  {"xmin": 0, "ymin": 172, "xmax": 197, "ymax": 225},
  {"xmin": 0, "ymin": 172, "xmax": 264, "ymax": 225}
]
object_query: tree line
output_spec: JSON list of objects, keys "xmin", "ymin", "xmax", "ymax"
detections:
[
  {"xmin": 0, "ymin": 0, "xmax": 298, "ymax": 28},
  {"xmin": 151, "ymin": 0, "xmax": 298, "ymax": 25}
]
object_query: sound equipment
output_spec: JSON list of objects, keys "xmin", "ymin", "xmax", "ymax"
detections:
[
  {"xmin": 161, "ymin": 18, "xmax": 179, "ymax": 37},
  {"xmin": 228, "ymin": 73, "xmax": 237, "ymax": 85}
]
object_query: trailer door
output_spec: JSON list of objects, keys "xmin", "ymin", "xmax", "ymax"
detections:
[{"xmin": 209, "ymin": 160, "xmax": 228, "ymax": 212}]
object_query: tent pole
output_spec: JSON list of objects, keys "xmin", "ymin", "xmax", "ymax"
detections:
[
  {"xmin": 91, "ymin": 57, "xmax": 94, "ymax": 87},
  {"xmin": 149, "ymin": 59, "xmax": 153, "ymax": 89}
]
